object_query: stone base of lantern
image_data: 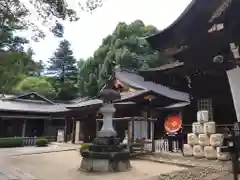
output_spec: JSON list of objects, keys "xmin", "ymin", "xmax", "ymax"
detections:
[
  {"xmin": 80, "ymin": 136, "xmax": 131, "ymax": 172},
  {"xmin": 80, "ymin": 157, "xmax": 131, "ymax": 172}
]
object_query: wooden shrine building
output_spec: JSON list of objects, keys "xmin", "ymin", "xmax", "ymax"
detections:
[
  {"xmin": 67, "ymin": 67, "xmax": 190, "ymax": 144},
  {"xmin": 143, "ymin": 0, "xmax": 240, "ymax": 130}
]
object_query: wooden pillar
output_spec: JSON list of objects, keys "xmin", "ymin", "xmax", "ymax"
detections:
[
  {"xmin": 22, "ymin": 119, "xmax": 26, "ymax": 137},
  {"xmin": 95, "ymin": 120, "xmax": 100, "ymax": 138},
  {"xmin": 151, "ymin": 120, "xmax": 155, "ymax": 152},
  {"xmin": 127, "ymin": 121, "xmax": 132, "ymax": 151},
  {"xmin": 75, "ymin": 121, "xmax": 80, "ymax": 143},
  {"xmin": 64, "ymin": 118, "xmax": 68, "ymax": 142},
  {"xmin": 71, "ymin": 118, "xmax": 76, "ymax": 144},
  {"xmin": 131, "ymin": 118, "xmax": 134, "ymax": 143}
]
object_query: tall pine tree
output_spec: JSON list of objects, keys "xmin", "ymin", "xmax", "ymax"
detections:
[{"xmin": 48, "ymin": 39, "xmax": 78, "ymax": 100}]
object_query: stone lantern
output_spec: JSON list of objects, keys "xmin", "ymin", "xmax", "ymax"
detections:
[{"xmin": 80, "ymin": 89, "xmax": 131, "ymax": 172}]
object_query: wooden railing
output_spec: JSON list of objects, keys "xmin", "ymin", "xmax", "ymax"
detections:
[
  {"xmin": 144, "ymin": 138, "xmax": 181, "ymax": 153},
  {"xmin": 23, "ymin": 137, "xmax": 37, "ymax": 146}
]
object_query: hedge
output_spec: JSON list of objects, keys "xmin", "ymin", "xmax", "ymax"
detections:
[
  {"xmin": 37, "ymin": 136, "xmax": 55, "ymax": 143},
  {"xmin": 0, "ymin": 137, "xmax": 24, "ymax": 148}
]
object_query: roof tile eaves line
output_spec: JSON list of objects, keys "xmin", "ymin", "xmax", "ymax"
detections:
[
  {"xmin": 144, "ymin": 0, "xmax": 196, "ymax": 41},
  {"xmin": 148, "ymin": 81, "xmax": 190, "ymax": 102}
]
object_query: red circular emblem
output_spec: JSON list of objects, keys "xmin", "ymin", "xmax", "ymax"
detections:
[{"xmin": 164, "ymin": 115, "xmax": 182, "ymax": 133}]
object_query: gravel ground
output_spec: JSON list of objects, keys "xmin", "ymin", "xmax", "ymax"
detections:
[{"xmin": 157, "ymin": 166, "xmax": 230, "ymax": 180}]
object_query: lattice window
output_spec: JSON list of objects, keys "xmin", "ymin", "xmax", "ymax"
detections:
[{"xmin": 197, "ymin": 99, "xmax": 213, "ymax": 121}]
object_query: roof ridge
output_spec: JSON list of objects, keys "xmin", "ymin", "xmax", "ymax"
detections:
[{"xmin": 6, "ymin": 92, "xmax": 55, "ymax": 105}]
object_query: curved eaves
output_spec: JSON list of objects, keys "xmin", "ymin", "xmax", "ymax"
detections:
[{"xmin": 146, "ymin": 0, "xmax": 196, "ymax": 50}]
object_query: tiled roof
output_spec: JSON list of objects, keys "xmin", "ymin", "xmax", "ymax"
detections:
[
  {"xmin": 0, "ymin": 100, "xmax": 68, "ymax": 113},
  {"xmin": 67, "ymin": 99, "xmax": 102, "ymax": 109},
  {"xmin": 119, "ymin": 90, "xmax": 150, "ymax": 101},
  {"xmin": 115, "ymin": 68, "xmax": 190, "ymax": 102}
]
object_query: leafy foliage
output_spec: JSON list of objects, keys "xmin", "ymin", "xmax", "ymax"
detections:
[
  {"xmin": 0, "ymin": 0, "xmax": 103, "ymax": 98},
  {"xmin": 78, "ymin": 20, "xmax": 169, "ymax": 97},
  {"xmin": 0, "ymin": 51, "xmax": 40, "ymax": 93},
  {"xmin": 14, "ymin": 76, "xmax": 56, "ymax": 98},
  {"xmin": 1, "ymin": 0, "xmax": 103, "ymax": 40},
  {"xmin": 0, "ymin": 0, "xmax": 43, "ymax": 93},
  {"xmin": 35, "ymin": 138, "xmax": 48, "ymax": 147}
]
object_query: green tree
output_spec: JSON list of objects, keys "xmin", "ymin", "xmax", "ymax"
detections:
[
  {"xmin": 1, "ymin": 0, "xmax": 103, "ymax": 39},
  {"xmin": 84, "ymin": 73, "xmax": 99, "ymax": 97},
  {"xmin": 48, "ymin": 39, "xmax": 78, "ymax": 100},
  {"xmin": 0, "ymin": 51, "xmax": 40, "ymax": 93},
  {"xmin": 78, "ymin": 20, "xmax": 168, "ymax": 97},
  {"xmin": 14, "ymin": 76, "xmax": 56, "ymax": 98}
]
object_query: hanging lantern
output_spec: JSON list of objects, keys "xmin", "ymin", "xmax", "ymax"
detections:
[{"xmin": 164, "ymin": 114, "xmax": 182, "ymax": 133}]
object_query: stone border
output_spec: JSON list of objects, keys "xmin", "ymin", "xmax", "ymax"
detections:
[
  {"xmin": 10, "ymin": 148, "xmax": 77, "ymax": 157},
  {"xmin": 137, "ymin": 156, "xmax": 196, "ymax": 168},
  {"xmin": 137, "ymin": 154, "xmax": 230, "ymax": 169}
]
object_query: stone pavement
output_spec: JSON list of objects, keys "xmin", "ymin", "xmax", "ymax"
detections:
[
  {"xmin": 7, "ymin": 151, "xmax": 187, "ymax": 180},
  {"xmin": 0, "ymin": 143, "xmax": 235, "ymax": 180},
  {"xmin": 0, "ymin": 143, "xmax": 79, "ymax": 180}
]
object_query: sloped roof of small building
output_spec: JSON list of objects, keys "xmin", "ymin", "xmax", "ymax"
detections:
[
  {"xmin": 0, "ymin": 92, "xmax": 68, "ymax": 113},
  {"xmin": 0, "ymin": 100, "xmax": 67, "ymax": 113},
  {"xmin": 115, "ymin": 68, "xmax": 189, "ymax": 102}
]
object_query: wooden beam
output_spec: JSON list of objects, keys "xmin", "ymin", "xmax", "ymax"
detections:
[
  {"xmin": 1, "ymin": 115, "xmax": 50, "ymax": 119},
  {"xmin": 96, "ymin": 117, "xmax": 157, "ymax": 121}
]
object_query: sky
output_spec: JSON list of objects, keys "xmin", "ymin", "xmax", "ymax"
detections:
[{"xmin": 20, "ymin": 0, "xmax": 192, "ymax": 62}]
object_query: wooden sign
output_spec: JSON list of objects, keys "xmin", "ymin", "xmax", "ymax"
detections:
[{"xmin": 164, "ymin": 115, "xmax": 182, "ymax": 133}]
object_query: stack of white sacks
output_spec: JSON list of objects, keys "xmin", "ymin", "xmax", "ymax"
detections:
[{"xmin": 183, "ymin": 110, "xmax": 230, "ymax": 161}]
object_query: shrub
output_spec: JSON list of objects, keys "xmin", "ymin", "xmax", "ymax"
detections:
[
  {"xmin": 0, "ymin": 137, "xmax": 23, "ymax": 148},
  {"xmin": 35, "ymin": 138, "xmax": 48, "ymax": 147},
  {"xmin": 44, "ymin": 136, "xmax": 55, "ymax": 143},
  {"xmin": 37, "ymin": 136, "xmax": 55, "ymax": 143},
  {"xmin": 80, "ymin": 143, "xmax": 89, "ymax": 152}
]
